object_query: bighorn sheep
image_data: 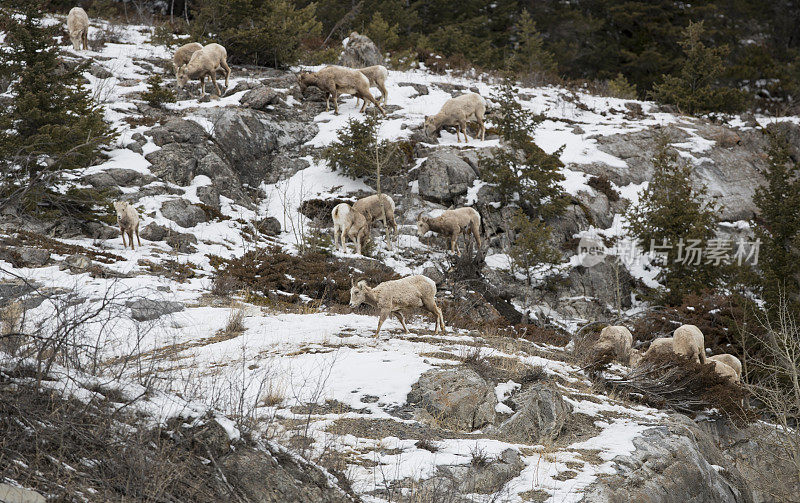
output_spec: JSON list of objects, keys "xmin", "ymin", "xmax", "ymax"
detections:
[
  {"xmin": 673, "ymin": 324, "xmax": 706, "ymax": 364},
  {"xmin": 349, "ymin": 275, "xmax": 445, "ymax": 337},
  {"xmin": 424, "ymin": 93, "xmax": 486, "ymax": 143},
  {"xmin": 66, "ymin": 7, "xmax": 89, "ymax": 51},
  {"xmin": 709, "ymin": 354, "xmax": 742, "ymax": 380},
  {"xmin": 297, "ymin": 66, "xmax": 386, "ymax": 116},
  {"xmin": 114, "ymin": 201, "xmax": 141, "ymax": 250},
  {"xmin": 629, "ymin": 348, "xmax": 643, "ymax": 367},
  {"xmin": 332, "ymin": 203, "xmax": 369, "ymax": 255},
  {"xmin": 356, "ymin": 65, "xmax": 388, "ymax": 107},
  {"xmin": 595, "ymin": 325, "xmax": 634, "ymax": 365},
  {"xmin": 417, "ymin": 207, "xmax": 481, "ymax": 255},
  {"xmin": 176, "ymin": 43, "xmax": 231, "ymax": 97},
  {"xmin": 173, "ymin": 42, "xmax": 203, "ymax": 77},
  {"xmin": 644, "ymin": 337, "xmax": 674, "ymax": 358},
  {"xmin": 352, "ymin": 194, "xmax": 397, "ymax": 238},
  {"xmin": 709, "ymin": 359, "xmax": 740, "ymax": 383}
]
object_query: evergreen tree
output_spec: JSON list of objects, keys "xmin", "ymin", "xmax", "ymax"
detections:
[
  {"xmin": 506, "ymin": 10, "xmax": 556, "ymax": 79},
  {"xmin": 626, "ymin": 141, "xmax": 721, "ymax": 304},
  {"xmin": 0, "ymin": 2, "xmax": 116, "ymax": 219},
  {"xmin": 652, "ymin": 21, "xmax": 746, "ymax": 114},
  {"xmin": 480, "ymin": 82, "xmax": 567, "ymax": 220},
  {"xmin": 366, "ymin": 12, "xmax": 399, "ymax": 52},
  {"xmin": 320, "ymin": 114, "xmax": 403, "ymax": 183},
  {"xmin": 509, "ymin": 209, "xmax": 561, "ymax": 285},
  {"xmin": 752, "ymin": 129, "xmax": 800, "ymax": 309}
]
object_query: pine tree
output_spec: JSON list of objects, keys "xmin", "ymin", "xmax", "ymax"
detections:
[
  {"xmin": 752, "ymin": 129, "xmax": 800, "ymax": 309},
  {"xmin": 0, "ymin": 2, "xmax": 116, "ymax": 219},
  {"xmin": 366, "ymin": 12, "xmax": 399, "ymax": 52},
  {"xmin": 652, "ymin": 21, "xmax": 746, "ymax": 114},
  {"xmin": 506, "ymin": 10, "xmax": 556, "ymax": 79},
  {"xmin": 509, "ymin": 209, "xmax": 561, "ymax": 285},
  {"xmin": 626, "ymin": 141, "xmax": 722, "ymax": 304},
  {"xmin": 320, "ymin": 115, "xmax": 403, "ymax": 183}
]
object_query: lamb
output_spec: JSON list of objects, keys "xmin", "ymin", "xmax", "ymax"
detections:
[
  {"xmin": 417, "ymin": 207, "xmax": 481, "ymax": 255},
  {"xmin": 595, "ymin": 325, "xmax": 634, "ymax": 365},
  {"xmin": 643, "ymin": 337, "xmax": 675, "ymax": 358},
  {"xmin": 673, "ymin": 324, "xmax": 707, "ymax": 364},
  {"xmin": 355, "ymin": 65, "xmax": 389, "ymax": 107},
  {"xmin": 176, "ymin": 43, "xmax": 231, "ymax": 98},
  {"xmin": 66, "ymin": 7, "xmax": 89, "ymax": 51},
  {"xmin": 172, "ymin": 42, "xmax": 203, "ymax": 77},
  {"xmin": 709, "ymin": 354, "xmax": 742, "ymax": 380},
  {"xmin": 352, "ymin": 194, "xmax": 397, "ymax": 239},
  {"xmin": 332, "ymin": 203, "xmax": 369, "ymax": 254},
  {"xmin": 114, "ymin": 201, "xmax": 141, "ymax": 250},
  {"xmin": 349, "ymin": 275, "xmax": 445, "ymax": 337},
  {"xmin": 709, "ymin": 359, "xmax": 740, "ymax": 383},
  {"xmin": 424, "ymin": 93, "xmax": 486, "ymax": 143},
  {"xmin": 297, "ymin": 66, "xmax": 386, "ymax": 116}
]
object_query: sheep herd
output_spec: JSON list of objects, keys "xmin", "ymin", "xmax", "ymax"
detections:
[
  {"xmin": 65, "ymin": 11, "xmax": 745, "ymax": 381},
  {"xmin": 598, "ymin": 324, "xmax": 743, "ymax": 383}
]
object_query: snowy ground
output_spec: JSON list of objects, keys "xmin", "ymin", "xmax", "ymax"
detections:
[{"xmin": 0, "ymin": 16, "xmax": 790, "ymax": 502}]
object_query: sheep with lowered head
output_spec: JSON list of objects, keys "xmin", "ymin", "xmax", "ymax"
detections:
[
  {"xmin": 176, "ymin": 43, "xmax": 231, "ymax": 97},
  {"xmin": 349, "ymin": 275, "xmax": 445, "ymax": 337},
  {"xmin": 352, "ymin": 194, "xmax": 397, "ymax": 239},
  {"xmin": 673, "ymin": 324, "xmax": 706, "ymax": 364},
  {"xmin": 424, "ymin": 93, "xmax": 486, "ymax": 143},
  {"xmin": 355, "ymin": 65, "xmax": 389, "ymax": 107},
  {"xmin": 709, "ymin": 359, "xmax": 740, "ymax": 383},
  {"xmin": 172, "ymin": 42, "xmax": 203, "ymax": 77},
  {"xmin": 709, "ymin": 354, "xmax": 742, "ymax": 380},
  {"xmin": 332, "ymin": 203, "xmax": 369, "ymax": 255},
  {"xmin": 595, "ymin": 325, "xmax": 634, "ymax": 365},
  {"xmin": 644, "ymin": 337, "xmax": 674, "ymax": 358},
  {"xmin": 66, "ymin": 7, "xmax": 89, "ymax": 51},
  {"xmin": 297, "ymin": 66, "xmax": 385, "ymax": 116},
  {"xmin": 114, "ymin": 201, "xmax": 141, "ymax": 250},
  {"xmin": 417, "ymin": 207, "xmax": 481, "ymax": 255}
]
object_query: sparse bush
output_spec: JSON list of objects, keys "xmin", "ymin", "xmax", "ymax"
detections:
[
  {"xmin": 509, "ymin": 209, "xmax": 561, "ymax": 285},
  {"xmin": 141, "ymin": 74, "xmax": 176, "ymax": 108},
  {"xmin": 607, "ymin": 73, "xmax": 639, "ymax": 99},
  {"xmin": 150, "ymin": 23, "xmax": 178, "ymax": 47},
  {"xmin": 587, "ymin": 175, "xmax": 620, "ymax": 202}
]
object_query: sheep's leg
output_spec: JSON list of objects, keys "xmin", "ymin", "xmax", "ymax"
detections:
[
  {"xmin": 120, "ymin": 225, "xmax": 127, "ymax": 249},
  {"xmin": 325, "ymin": 94, "xmax": 330, "ymax": 112},
  {"xmin": 199, "ymin": 76, "xmax": 205, "ymax": 97},
  {"xmin": 333, "ymin": 91, "xmax": 340, "ymax": 115},
  {"xmin": 479, "ymin": 118, "xmax": 485, "ymax": 141},
  {"xmin": 394, "ymin": 312, "xmax": 409, "ymax": 334},
  {"xmin": 423, "ymin": 298, "xmax": 443, "ymax": 334},
  {"xmin": 136, "ymin": 224, "xmax": 141, "ymax": 247},
  {"xmin": 220, "ymin": 60, "xmax": 231, "ymax": 88},
  {"xmin": 471, "ymin": 223, "xmax": 482, "ymax": 248},
  {"xmin": 375, "ymin": 311, "xmax": 389, "ymax": 338},
  {"xmin": 128, "ymin": 229, "xmax": 135, "ymax": 251},
  {"xmin": 355, "ymin": 233, "xmax": 362, "ymax": 255},
  {"xmin": 82, "ymin": 31, "xmax": 88, "ymax": 50},
  {"xmin": 365, "ymin": 93, "xmax": 385, "ymax": 116},
  {"xmin": 211, "ymin": 72, "xmax": 221, "ymax": 96},
  {"xmin": 358, "ymin": 94, "xmax": 367, "ymax": 113},
  {"xmin": 461, "ymin": 120, "xmax": 469, "ymax": 143},
  {"xmin": 378, "ymin": 83, "xmax": 388, "ymax": 104}
]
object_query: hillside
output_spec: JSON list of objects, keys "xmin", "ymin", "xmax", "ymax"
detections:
[{"xmin": 1, "ymin": 12, "xmax": 799, "ymax": 503}]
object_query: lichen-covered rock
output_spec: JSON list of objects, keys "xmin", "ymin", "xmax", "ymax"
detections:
[
  {"xmin": 126, "ymin": 299, "xmax": 185, "ymax": 321},
  {"xmin": 421, "ymin": 448, "xmax": 525, "ymax": 496},
  {"xmin": 338, "ymin": 32, "xmax": 383, "ymax": 68},
  {"xmin": 84, "ymin": 168, "xmax": 156, "ymax": 189},
  {"xmin": 407, "ymin": 367, "xmax": 496, "ymax": 431},
  {"xmin": 497, "ymin": 383, "xmax": 571, "ymax": 443},
  {"xmin": 241, "ymin": 84, "xmax": 280, "ymax": 111},
  {"xmin": 418, "ymin": 150, "xmax": 479, "ymax": 203},
  {"xmin": 160, "ymin": 198, "xmax": 208, "ymax": 228}
]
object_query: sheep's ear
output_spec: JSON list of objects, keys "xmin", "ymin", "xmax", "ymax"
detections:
[{"xmin": 357, "ymin": 280, "xmax": 368, "ymax": 289}]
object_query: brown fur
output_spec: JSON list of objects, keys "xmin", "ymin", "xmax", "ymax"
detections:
[
  {"xmin": 298, "ymin": 66, "xmax": 385, "ymax": 116},
  {"xmin": 417, "ymin": 207, "xmax": 481, "ymax": 255}
]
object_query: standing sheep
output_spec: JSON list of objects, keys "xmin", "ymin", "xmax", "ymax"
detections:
[
  {"xmin": 709, "ymin": 354, "xmax": 742, "ymax": 380},
  {"xmin": 297, "ymin": 66, "xmax": 386, "ymax": 116},
  {"xmin": 595, "ymin": 325, "xmax": 634, "ymax": 365},
  {"xmin": 114, "ymin": 201, "xmax": 141, "ymax": 250},
  {"xmin": 349, "ymin": 275, "xmax": 445, "ymax": 337},
  {"xmin": 417, "ymin": 207, "xmax": 481, "ymax": 255},
  {"xmin": 424, "ymin": 93, "xmax": 486, "ymax": 143},
  {"xmin": 172, "ymin": 42, "xmax": 203, "ymax": 77},
  {"xmin": 352, "ymin": 194, "xmax": 397, "ymax": 240},
  {"xmin": 332, "ymin": 203, "xmax": 369, "ymax": 255},
  {"xmin": 176, "ymin": 43, "xmax": 231, "ymax": 98},
  {"xmin": 643, "ymin": 337, "xmax": 675, "ymax": 358},
  {"xmin": 356, "ymin": 65, "xmax": 389, "ymax": 107},
  {"xmin": 66, "ymin": 7, "xmax": 89, "ymax": 51},
  {"xmin": 709, "ymin": 359, "xmax": 740, "ymax": 383},
  {"xmin": 673, "ymin": 324, "xmax": 706, "ymax": 364}
]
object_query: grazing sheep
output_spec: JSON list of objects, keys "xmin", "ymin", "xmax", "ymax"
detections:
[
  {"xmin": 172, "ymin": 42, "xmax": 203, "ymax": 77},
  {"xmin": 424, "ymin": 93, "xmax": 486, "ymax": 143},
  {"xmin": 417, "ymin": 207, "xmax": 481, "ymax": 255},
  {"xmin": 709, "ymin": 354, "xmax": 742, "ymax": 380},
  {"xmin": 709, "ymin": 359, "xmax": 740, "ymax": 383},
  {"xmin": 629, "ymin": 348, "xmax": 643, "ymax": 367},
  {"xmin": 352, "ymin": 194, "xmax": 397, "ymax": 239},
  {"xmin": 349, "ymin": 275, "xmax": 445, "ymax": 337},
  {"xmin": 176, "ymin": 43, "xmax": 231, "ymax": 97},
  {"xmin": 596, "ymin": 325, "xmax": 634, "ymax": 365},
  {"xmin": 332, "ymin": 203, "xmax": 369, "ymax": 254},
  {"xmin": 297, "ymin": 66, "xmax": 386, "ymax": 116},
  {"xmin": 114, "ymin": 201, "xmax": 141, "ymax": 250},
  {"xmin": 644, "ymin": 337, "xmax": 675, "ymax": 358},
  {"xmin": 673, "ymin": 324, "xmax": 707, "ymax": 364},
  {"xmin": 356, "ymin": 65, "xmax": 389, "ymax": 107},
  {"xmin": 66, "ymin": 7, "xmax": 89, "ymax": 51}
]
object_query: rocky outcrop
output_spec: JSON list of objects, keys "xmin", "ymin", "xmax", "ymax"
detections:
[
  {"xmin": 83, "ymin": 168, "xmax": 156, "ymax": 189},
  {"xmin": 338, "ymin": 32, "xmax": 383, "ymax": 68},
  {"xmin": 126, "ymin": 298, "xmax": 185, "ymax": 321},
  {"xmin": 582, "ymin": 416, "xmax": 754, "ymax": 503},
  {"xmin": 160, "ymin": 198, "xmax": 208, "ymax": 228},
  {"xmin": 417, "ymin": 150, "xmax": 479, "ymax": 203},
  {"xmin": 407, "ymin": 367, "xmax": 496, "ymax": 431},
  {"xmin": 418, "ymin": 448, "xmax": 524, "ymax": 497},
  {"xmin": 496, "ymin": 383, "xmax": 571, "ymax": 443}
]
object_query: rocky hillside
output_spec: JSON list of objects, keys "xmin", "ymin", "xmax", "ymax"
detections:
[{"xmin": 1, "ymin": 15, "xmax": 799, "ymax": 503}]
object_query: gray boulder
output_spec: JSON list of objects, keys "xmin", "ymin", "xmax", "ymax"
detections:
[
  {"xmin": 497, "ymin": 383, "xmax": 571, "ymax": 443},
  {"xmin": 18, "ymin": 247, "xmax": 51, "ymax": 267},
  {"xmin": 418, "ymin": 150, "xmax": 479, "ymax": 203},
  {"xmin": 196, "ymin": 185, "xmax": 221, "ymax": 210},
  {"xmin": 166, "ymin": 233, "xmax": 198, "ymax": 253},
  {"xmin": 139, "ymin": 222, "xmax": 169, "ymax": 241},
  {"xmin": 398, "ymin": 82, "xmax": 429, "ymax": 96},
  {"xmin": 407, "ymin": 367, "xmax": 496, "ymax": 431},
  {"xmin": 241, "ymin": 85, "xmax": 280, "ymax": 111},
  {"xmin": 0, "ymin": 484, "xmax": 46, "ymax": 503},
  {"xmin": 161, "ymin": 198, "xmax": 208, "ymax": 228},
  {"xmin": 338, "ymin": 31, "xmax": 383, "ymax": 68},
  {"xmin": 127, "ymin": 299, "xmax": 185, "ymax": 322},
  {"xmin": 583, "ymin": 416, "xmax": 753, "ymax": 503},
  {"xmin": 62, "ymin": 254, "xmax": 91, "ymax": 271},
  {"xmin": 84, "ymin": 168, "xmax": 156, "ymax": 189},
  {"xmin": 436, "ymin": 448, "xmax": 525, "ymax": 495}
]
